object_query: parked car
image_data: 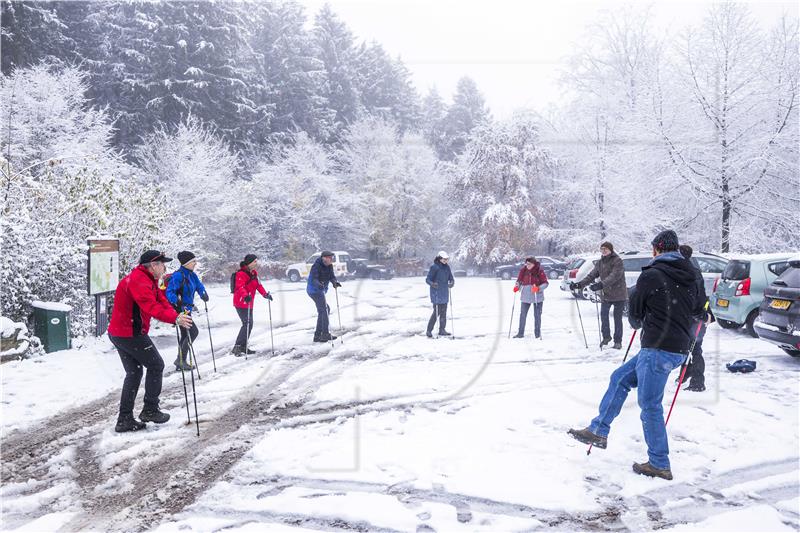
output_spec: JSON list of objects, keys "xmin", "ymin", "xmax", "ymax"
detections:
[
  {"xmin": 711, "ymin": 253, "xmax": 796, "ymax": 337},
  {"xmin": 754, "ymin": 256, "xmax": 800, "ymax": 357},
  {"xmin": 347, "ymin": 258, "xmax": 393, "ymax": 280},
  {"xmin": 562, "ymin": 255, "xmax": 600, "ymax": 299},
  {"xmin": 560, "ymin": 254, "xmax": 592, "ymax": 294},
  {"xmin": 495, "ymin": 256, "xmax": 566, "ymax": 281},
  {"xmin": 285, "ymin": 251, "xmax": 351, "ymax": 282},
  {"xmin": 617, "ymin": 251, "xmax": 727, "ymax": 296}
]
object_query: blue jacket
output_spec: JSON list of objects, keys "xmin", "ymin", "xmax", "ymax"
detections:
[
  {"xmin": 426, "ymin": 259, "xmax": 454, "ymax": 304},
  {"xmin": 307, "ymin": 257, "xmax": 338, "ymax": 295},
  {"xmin": 166, "ymin": 266, "xmax": 208, "ymax": 312}
]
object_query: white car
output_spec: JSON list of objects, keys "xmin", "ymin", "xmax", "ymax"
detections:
[
  {"xmin": 285, "ymin": 251, "xmax": 351, "ymax": 282},
  {"xmin": 560, "ymin": 254, "xmax": 598, "ymax": 298}
]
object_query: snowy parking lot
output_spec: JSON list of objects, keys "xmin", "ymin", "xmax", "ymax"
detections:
[{"xmin": 2, "ymin": 278, "xmax": 798, "ymax": 532}]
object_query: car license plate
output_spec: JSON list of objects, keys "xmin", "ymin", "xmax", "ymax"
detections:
[
  {"xmin": 717, "ymin": 298, "xmax": 729, "ymax": 308},
  {"xmin": 769, "ymin": 299, "xmax": 791, "ymax": 310}
]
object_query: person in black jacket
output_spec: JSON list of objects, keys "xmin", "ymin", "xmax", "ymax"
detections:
[
  {"xmin": 568, "ymin": 230, "xmax": 704, "ymax": 481},
  {"xmin": 679, "ymin": 245, "xmax": 710, "ymax": 392}
]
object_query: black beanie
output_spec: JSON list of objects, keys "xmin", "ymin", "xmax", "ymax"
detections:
[
  {"xmin": 651, "ymin": 230, "xmax": 679, "ymax": 252},
  {"xmin": 242, "ymin": 254, "xmax": 258, "ymax": 267},
  {"xmin": 600, "ymin": 241, "xmax": 614, "ymax": 253},
  {"xmin": 177, "ymin": 251, "xmax": 196, "ymax": 265}
]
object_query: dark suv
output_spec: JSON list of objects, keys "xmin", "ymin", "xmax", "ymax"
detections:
[
  {"xmin": 347, "ymin": 258, "xmax": 393, "ymax": 280},
  {"xmin": 754, "ymin": 256, "xmax": 800, "ymax": 357}
]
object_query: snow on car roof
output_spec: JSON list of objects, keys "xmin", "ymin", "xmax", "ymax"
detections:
[{"xmin": 726, "ymin": 252, "xmax": 799, "ymax": 261}]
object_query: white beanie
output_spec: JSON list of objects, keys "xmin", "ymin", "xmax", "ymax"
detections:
[{"xmin": 438, "ymin": 251, "xmax": 449, "ymax": 259}]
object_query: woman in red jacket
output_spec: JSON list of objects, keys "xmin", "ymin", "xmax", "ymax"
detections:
[
  {"xmin": 232, "ymin": 254, "xmax": 272, "ymax": 355},
  {"xmin": 108, "ymin": 250, "xmax": 193, "ymax": 432},
  {"xmin": 513, "ymin": 257, "xmax": 549, "ymax": 339}
]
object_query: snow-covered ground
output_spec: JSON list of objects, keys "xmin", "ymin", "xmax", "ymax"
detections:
[{"xmin": 2, "ymin": 278, "xmax": 798, "ymax": 532}]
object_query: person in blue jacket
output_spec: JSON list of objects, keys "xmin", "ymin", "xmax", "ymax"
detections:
[
  {"xmin": 425, "ymin": 251, "xmax": 454, "ymax": 337},
  {"xmin": 166, "ymin": 251, "xmax": 209, "ymax": 371},
  {"xmin": 307, "ymin": 251, "xmax": 341, "ymax": 342}
]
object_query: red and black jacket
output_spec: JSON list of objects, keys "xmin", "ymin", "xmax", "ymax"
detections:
[
  {"xmin": 108, "ymin": 265, "xmax": 179, "ymax": 337},
  {"xmin": 233, "ymin": 267, "xmax": 267, "ymax": 309},
  {"xmin": 517, "ymin": 263, "xmax": 548, "ymax": 286}
]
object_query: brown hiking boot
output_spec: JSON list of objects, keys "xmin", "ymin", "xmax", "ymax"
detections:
[
  {"xmin": 633, "ymin": 461, "xmax": 673, "ymax": 480},
  {"xmin": 567, "ymin": 427, "xmax": 607, "ymax": 449}
]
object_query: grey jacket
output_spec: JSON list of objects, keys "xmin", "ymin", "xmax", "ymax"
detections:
[{"xmin": 575, "ymin": 253, "xmax": 627, "ymax": 302}]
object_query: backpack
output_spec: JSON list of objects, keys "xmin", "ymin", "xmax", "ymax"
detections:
[{"xmin": 230, "ymin": 271, "xmax": 237, "ymax": 294}]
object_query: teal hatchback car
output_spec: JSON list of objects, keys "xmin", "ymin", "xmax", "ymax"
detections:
[{"xmin": 711, "ymin": 253, "xmax": 796, "ymax": 337}]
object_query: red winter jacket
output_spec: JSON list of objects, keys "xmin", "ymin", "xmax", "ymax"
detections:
[
  {"xmin": 517, "ymin": 263, "xmax": 548, "ymax": 287},
  {"xmin": 233, "ymin": 267, "xmax": 267, "ymax": 309},
  {"xmin": 108, "ymin": 265, "xmax": 179, "ymax": 337}
]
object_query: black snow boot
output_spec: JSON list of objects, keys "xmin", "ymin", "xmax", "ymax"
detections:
[
  {"xmin": 600, "ymin": 337, "xmax": 612, "ymax": 348},
  {"xmin": 319, "ymin": 332, "xmax": 337, "ymax": 341},
  {"xmin": 612, "ymin": 342, "xmax": 622, "ymax": 349},
  {"xmin": 684, "ymin": 381, "xmax": 706, "ymax": 392},
  {"xmin": 115, "ymin": 415, "xmax": 146, "ymax": 433},
  {"xmin": 439, "ymin": 330, "xmax": 452, "ymax": 336},
  {"xmin": 426, "ymin": 331, "xmax": 433, "ymax": 338},
  {"xmin": 633, "ymin": 461, "xmax": 673, "ymax": 480},
  {"xmin": 232, "ymin": 345, "xmax": 245, "ymax": 356},
  {"xmin": 512, "ymin": 333, "xmax": 524, "ymax": 339},
  {"xmin": 139, "ymin": 407, "xmax": 170, "ymax": 424},
  {"xmin": 245, "ymin": 347, "xmax": 256, "ymax": 354},
  {"xmin": 174, "ymin": 356, "xmax": 194, "ymax": 371},
  {"xmin": 567, "ymin": 427, "xmax": 607, "ymax": 449}
]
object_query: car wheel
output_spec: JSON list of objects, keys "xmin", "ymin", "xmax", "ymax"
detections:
[
  {"xmin": 371, "ymin": 271, "xmax": 381, "ymax": 280},
  {"xmin": 288, "ymin": 270, "xmax": 300, "ymax": 283},
  {"xmin": 782, "ymin": 348, "xmax": 800, "ymax": 357},
  {"xmin": 501, "ymin": 271, "xmax": 511, "ymax": 280},
  {"xmin": 717, "ymin": 319, "xmax": 741, "ymax": 329},
  {"xmin": 548, "ymin": 270, "xmax": 559, "ymax": 280},
  {"xmin": 744, "ymin": 310, "xmax": 759, "ymax": 338}
]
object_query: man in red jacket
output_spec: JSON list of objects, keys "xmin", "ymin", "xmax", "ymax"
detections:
[{"xmin": 108, "ymin": 250, "xmax": 193, "ymax": 432}]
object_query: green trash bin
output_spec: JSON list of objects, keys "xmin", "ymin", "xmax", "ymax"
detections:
[{"xmin": 31, "ymin": 301, "xmax": 72, "ymax": 353}]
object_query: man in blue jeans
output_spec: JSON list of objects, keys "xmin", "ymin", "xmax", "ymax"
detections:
[{"xmin": 568, "ymin": 230, "xmax": 704, "ymax": 480}]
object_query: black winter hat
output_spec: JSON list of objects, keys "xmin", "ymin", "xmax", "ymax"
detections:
[
  {"xmin": 177, "ymin": 251, "xmax": 196, "ymax": 265},
  {"xmin": 139, "ymin": 250, "xmax": 173, "ymax": 264},
  {"xmin": 651, "ymin": 230, "xmax": 679, "ymax": 252},
  {"xmin": 600, "ymin": 241, "xmax": 614, "ymax": 253},
  {"xmin": 242, "ymin": 253, "xmax": 258, "ymax": 266},
  {"xmin": 321, "ymin": 251, "xmax": 334, "ymax": 258}
]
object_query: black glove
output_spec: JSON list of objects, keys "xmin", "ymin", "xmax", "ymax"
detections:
[
  {"xmin": 244, "ymin": 295, "xmax": 252, "ymax": 303},
  {"xmin": 589, "ymin": 281, "xmax": 603, "ymax": 291},
  {"xmin": 265, "ymin": 292, "xmax": 273, "ymax": 301},
  {"xmin": 200, "ymin": 293, "xmax": 209, "ymax": 302},
  {"xmin": 431, "ymin": 282, "xmax": 439, "ymax": 289},
  {"xmin": 332, "ymin": 281, "xmax": 342, "ymax": 288},
  {"xmin": 569, "ymin": 282, "xmax": 578, "ymax": 290},
  {"xmin": 448, "ymin": 280, "xmax": 454, "ymax": 288}
]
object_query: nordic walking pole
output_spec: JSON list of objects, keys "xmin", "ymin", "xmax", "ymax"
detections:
[
  {"xmin": 594, "ymin": 294, "xmax": 603, "ymax": 349},
  {"xmin": 186, "ymin": 332, "xmax": 201, "ymax": 437},
  {"xmin": 622, "ymin": 330, "xmax": 637, "ymax": 363},
  {"xmin": 203, "ymin": 301, "xmax": 216, "ymax": 372},
  {"xmin": 449, "ymin": 286, "xmax": 455, "ymax": 340},
  {"xmin": 334, "ymin": 286, "xmax": 343, "ymax": 344},
  {"xmin": 174, "ymin": 324, "xmax": 191, "ymax": 424},
  {"xmin": 186, "ymin": 320, "xmax": 201, "ymax": 380},
  {"xmin": 268, "ymin": 299, "xmax": 275, "ymax": 356},
  {"xmin": 508, "ymin": 288, "xmax": 518, "ymax": 339},
  {"xmin": 245, "ymin": 300, "xmax": 252, "ymax": 360},
  {"xmin": 665, "ymin": 304, "xmax": 708, "ymax": 426},
  {"xmin": 574, "ymin": 296, "xmax": 588, "ymax": 349}
]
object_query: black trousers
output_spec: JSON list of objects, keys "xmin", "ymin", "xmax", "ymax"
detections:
[
  {"xmin": 309, "ymin": 292, "xmax": 329, "ymax": 336},
  {"xmin": 235, "ymin": 307, "xmax": 253, "ymax": 347},
  {"xmin": 600, "ymin": 300, "xmax": 625, "ymax": 343},
  {"xmin": 177, "ymin": 321, "xmax": 199, "ymax": 363},
  {"xmin": 686, "ymin": 321, "xmax": 706, "ymax": 385},
  {"xmin": 109, "ymin": 334, "xmax": 164, "ymax": 417},
  {"xmin": 427, "ymin": 303, "xmax": 448, "ymax": 333},
  {"xmin": 518, "ymin": 302, "xmax": 543, "ymax": 337}
]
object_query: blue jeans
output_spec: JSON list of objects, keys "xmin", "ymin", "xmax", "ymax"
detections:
[{"xmin": 589, "ymin": 347, "xmax": 685, "ymax": 469}]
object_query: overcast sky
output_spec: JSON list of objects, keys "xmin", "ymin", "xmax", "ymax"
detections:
[{"xmin": 298, "ymin": 0, "xmax": 797, "ymax": 118}]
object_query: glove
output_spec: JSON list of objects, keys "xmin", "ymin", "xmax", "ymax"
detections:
[
  {"xmin": 200, "ymin": 293, "xmax": 209, "ymax": 302},
  {"xmin": 332, "ymin": 281, "xmax": 342, "ymax": 288},
  {"xmin": 431, "ymin": 282, "xmax": 439, "ymax": 289},
  {"xmin": 569, "ymin": 282, "xmax": 578, "ymax": 290},
  {"xmin": 532, "ymin": 285, "xmax": 540, "ymax": 293},
  {"xmin": 448, "ymin": 280, "xmax": 454, "ymax": 288},
  {"xmin": 513, "ymin": 285, "xmax": 520, "ymax": 293},
  {"xmin": 265, "ymin": 292, "xmax": 273, "ymax": 301},
  {"xmin": 589, "ymin": 281, "xmax": 603, "ymax": 291},
  {"xmin": 244, "ymin": 295, "xmax": 252, "ymax": 303}
]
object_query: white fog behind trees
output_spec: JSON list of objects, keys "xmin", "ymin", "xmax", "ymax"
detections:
[{"xmin": 1, "ymin": 1, "xmax": 798, "ymax": 333}]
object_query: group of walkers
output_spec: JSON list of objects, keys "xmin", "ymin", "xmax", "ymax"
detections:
[{"xmin": 107, "ymin": 229, "xmax": 710, "ymax": 481}]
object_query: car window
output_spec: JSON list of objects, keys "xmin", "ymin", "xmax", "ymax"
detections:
[
  {"xmin": 695, "ymin": 257, "xmax": 726, "ymax": 274},
  {"xmin": 307, "ymin": 254, "xmax": 320, "ymax": 263},
  {"xmin": 539, "ymin": 258, "xmax": 552, "ymax": 264},
  {"xmin": 622, "ymin": 258, "xmax": 650, "ymax": 272},
  {"xmin": 338, "ymin": 254, "xmax": 349, "ymax": 263},
  {"xmin": 722, "ymin": 260, "xmax": 750, "ymax": 280},
  {"xmin": 768, "ymin": 261, "xmax": 789, "ymax": 277},
  {"xmin": 775, "ymin": 266, "xmax": 800, "ymax": 286}
]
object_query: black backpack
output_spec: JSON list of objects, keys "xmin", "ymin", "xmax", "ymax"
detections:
[{"xmin": 230, "ymin": 271, "xmax": 237, "ymax": 294}]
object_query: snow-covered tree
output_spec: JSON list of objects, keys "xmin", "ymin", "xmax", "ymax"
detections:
[{"xmin": 438, "ymin": 76, "xmax": 491, "ymax": 160}]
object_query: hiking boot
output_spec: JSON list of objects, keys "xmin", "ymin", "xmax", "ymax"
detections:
[
  {"xmin": 245, "ymin": 347, "xmax": 256, "ymax": 354},
  {"xmin": 684, "ymin": 381, "xmax": 706, "ymax": 392},
  {"xmin": 567, "ymin": 427, "xmax": 607, "ymax": 449},
  {"xmin": 600, "ymin": 337, "xmax": 612, "ymax": 348},
  {"xmin": 115, "ymin": 415, "xmax": 146, "ymax": 433},
  {"xmin": 612, "ymin": 342, "xmax": 622, "ymax": 350},
  {"xmin": 633, "ymin": 461, "xmax": 673, "ymax": 480},
  {"xmin": 512, "ymin": 333, "xmax": 524, "ymax": 339},
  {"xmin": 426, "ymin": 331, "xmax": 433, "ymax": 338},
  {"xmin": 439, "ymin": 330, "xmax": 452, "ymax": 336},
  {"xmin": 232, "ymin": 345, "xmax": 245, "ymax": 356},
  {"xmin": 139, "ymin": 408, "xmax": 170, "ymax": 424},
  {"xmin": 173, "ymin": 358, "xmax": 194, "ymax": 371}
]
